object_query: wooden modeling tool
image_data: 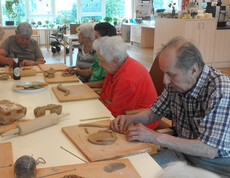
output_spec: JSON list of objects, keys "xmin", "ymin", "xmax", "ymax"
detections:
[
  {"xmin": 80, "ymin": 116, "xmax": 110, "ymax": 121},
  {"xmin": 1, "ymin": 113, "xmax": 69, "ymax": 137}
]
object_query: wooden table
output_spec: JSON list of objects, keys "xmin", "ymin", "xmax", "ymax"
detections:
[{"xmin": 0, "ymin": 71, "xmax": 162, "ymax": 177}]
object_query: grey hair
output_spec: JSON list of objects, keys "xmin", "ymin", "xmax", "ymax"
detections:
[
  {"xmin": 158, "ymin": 37, "xmax": 204, "ymax": 73},
  {"xmin": 16, "ymin": 22, "xmax": 32, "ymax": 37},
  {"xmin": 79, "ymin": 23, "xmax": 95, "ymax": 41},
  {"xmin": 93, "ymin": 36, "xmax": 128, "ymax": 64}
]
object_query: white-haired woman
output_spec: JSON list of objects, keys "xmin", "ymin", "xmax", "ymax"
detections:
[
  {"xmin": 64, "ymin": 23, "xmax": 96, "ymax": 82},
  {"xmin": 93, "ymin": 36, "xmax": 160, "ymax": 129}
]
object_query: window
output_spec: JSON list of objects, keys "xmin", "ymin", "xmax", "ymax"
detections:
[
  {"xmin": 1, "ymin": 0, "xmax": 26, "ymax": 26},
  {"xmin": 153, "ymin": 0, "xmax": 180, "ymax": 12},
  {"xmin": 0, "ymin": 0, "xmax": 134, "ymax": 26}
]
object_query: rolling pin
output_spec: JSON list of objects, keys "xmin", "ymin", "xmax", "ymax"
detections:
[{"xmin": 1, "ymin": 113, "xmax": 69, "ymax": 137}]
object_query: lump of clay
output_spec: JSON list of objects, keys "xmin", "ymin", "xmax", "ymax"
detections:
[
  {"xmin": 88, "ymin": 130, "xmax": 117, "ymax": 145},
  {"xmin": 0, "ymin": 100, "xmax": 27, "ymax": 125},
  {"xmin": 0, "ymin": 74, "xmax": 10, "ymax": 80},
  {"xmin": 57, "ymin": 84, "xmax": 70, "ymax": 96},
  {"xmin": 61, "ymin": 73, "xmax": 73, "ymax": 77},
  {"xmin": 34, "ymin": 104, "xmax": 62, "ymax": 118},
  {"xmin": 43, "ymin": 67, "xmax": 55, "ymax": 78}
]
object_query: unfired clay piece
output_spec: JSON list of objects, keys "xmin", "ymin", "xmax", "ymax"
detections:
[
  {"xmin": 57, "ymin": 84, "xmax": 70, "ymax": 96},
  {"xmin": 34, "ymin": 104, "xmax": 62, "ymax": 118},
  {"xmin": 0, "ymin": 74, "xmax": 10, "ymax": 80},
  {"xmin": 0, "ymin": 100, "xmax": 27, "ymax": 125},
  {"xmin": 61, "ymin": 73, "xmax": 74, "ymax": 77},
  {"xmin": 43, "ymin": 67, "xmax": 55, "ymax": 78},
  {"xmin": 88, "ymin": 130, "xmax": 117, "ymax": 145}
]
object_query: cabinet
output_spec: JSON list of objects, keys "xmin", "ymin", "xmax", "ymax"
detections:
[
  {"xmin": 131, "ymin": 26, "xmax": 141, "ymax": 44},
  {"xmin": 122, "ymin": 23, "xmax": 155, "ymax": 48},
  {"xmin": 153, "ymin": 18, "xmax": 217, "ymax": 65},
  {"xmin": 213, "ymin": 29, "xmax": 230, "ymax": 68}
]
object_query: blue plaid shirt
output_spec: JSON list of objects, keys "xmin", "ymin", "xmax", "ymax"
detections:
[{"xmin": 150, "ymin": 65, "xmax": 230, "ymax": 158}]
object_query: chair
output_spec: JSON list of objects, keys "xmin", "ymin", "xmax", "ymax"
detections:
[
  {"xmin": 69, "ymin": 23, "xmax": 80, "ymax": 34},
  {"xmin": 69, "ymin": 23, "xmax": 80, "ymax": 48},
  {"xmin": 124, "ymin": 55, "xmax": 173, "ymax": 132},
  {"xmin": 149, "ymin": 55, "xmax": 165, "ymax": 96},
  {"xmin": 31, "ymin": 29, "xmax": 40, "ymax": 45}
]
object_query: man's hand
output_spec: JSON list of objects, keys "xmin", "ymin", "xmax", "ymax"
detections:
[
  {"xmin": 109, "ymin": 115, "xmax": 133, "ymax": 134},
  {"xmin": 63, "ymin": 67, "xmax": 75, "ymax": 74},
  {"xmin": 8, "ymin": 58, "xmax": 14, "ymax": 67},
  {"xmin": 126, "ymin": 123, "xmax": 157, "ymax": 143},
  {"xmin": 20, "ymin": 59, "xmax": 34, "ymax": 66}
]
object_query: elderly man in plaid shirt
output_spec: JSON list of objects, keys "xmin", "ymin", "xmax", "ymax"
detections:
[{"xmin": 109, "ymin": 37, "xmax": 230, "ymax": 177}]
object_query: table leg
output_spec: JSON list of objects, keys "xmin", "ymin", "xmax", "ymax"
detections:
[
  {"xmin": 63, "ymin": 36, "xmax": 67, "ymax": 64},
  {"xmin": 69, "ymin": 39, "xmax": 73, "ymax": 66}
]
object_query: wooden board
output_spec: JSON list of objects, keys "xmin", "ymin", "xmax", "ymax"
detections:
[
  {"xmin": 5, "ymin": 66, "xmax": 36, "ymax": 77},
  {"xmin": 0, "ymin": 121, "xmax": 18, "ymax": 134},
  {"xmin": 0, "ymin": 142, "xmax": 14, "ymax": 178},
  {"xmin": 52, "ymin": 84, "xmax": 99, "ymax": 102},
  {"xmin": 62, "ymin": 120, "xmax": 151, "ymax": 162},
  {"xmin": 38, "ymin": 63, "xmax": 68, "ymax": 72},
  {"xmin": 36, "ymin": 158, "xmax": 140, "ymax": 178},
  {"xmin": 45, "ymin": 71, "xmax": 79, "ymax": 83}
]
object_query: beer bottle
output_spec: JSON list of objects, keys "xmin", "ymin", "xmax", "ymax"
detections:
[{"xmin": 13, "ymin": 53, "xmax": 21, "ymax": 80}]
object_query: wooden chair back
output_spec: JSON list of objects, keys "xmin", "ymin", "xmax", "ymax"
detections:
[{"xmin": 149, "ymin": 55, "xmax": 165, "ymax": 96}]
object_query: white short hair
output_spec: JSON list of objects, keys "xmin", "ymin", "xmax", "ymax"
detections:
[
  {"xmin": 157, "ymin": 161, "xmax": 221, "ymax": 178},
  {"xmin": 16, "ymin": 22, "xmax": 32, "ymax": 37},
  {"xmin": 92, "ymin": 36, "xmax": 128, "ymax": 64},
  {"xmin": 79, "ymin": 23, "xmax": 95, "ymax": 41}
]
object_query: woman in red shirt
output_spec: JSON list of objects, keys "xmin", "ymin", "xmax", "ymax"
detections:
[{"xmin": 93, "ymin": 36, "xmax": 160, "ymax": 129}]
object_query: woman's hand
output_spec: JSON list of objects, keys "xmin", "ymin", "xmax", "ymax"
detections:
[
  {"xmin": 109, "ymin": 115, "xmax": 133, "ymax": 134},
  {"xmin": 63, "ymin": 67, "xmax": 75, "ymax": 74}
]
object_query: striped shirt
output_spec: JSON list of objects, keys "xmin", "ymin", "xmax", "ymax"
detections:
[{"xmin": 150, "ymin": 65, "xmax": 230, "ymax": 158}]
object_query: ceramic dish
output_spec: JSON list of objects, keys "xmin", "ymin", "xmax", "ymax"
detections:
[{"xmin": 13, "ymin": 81, "xmax": 47, "ymax": 93}]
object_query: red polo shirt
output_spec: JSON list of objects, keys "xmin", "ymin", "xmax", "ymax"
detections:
[{"xmin": 100, "ymin": 56, "xmax": 160, "ymax": 129}]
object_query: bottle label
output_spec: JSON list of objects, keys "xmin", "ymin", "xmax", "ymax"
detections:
[{"xmin": 14, "ymin": 67, "xmax": 20, "ymax": 77}]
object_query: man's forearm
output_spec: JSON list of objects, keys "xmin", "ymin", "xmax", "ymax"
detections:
[
  {"xmin": 34, "ymin": 58, "xmax": 45, "ymax": 65},
  {"xmin": 132, "ymin": 109, "xmax": 162, "ymax": 125},
  {"xmin": 154, "ymin": 133, "xmax": 218, "ymax": 159},
  {"xmin": 0, "ymin": 55, "xmax": 13, "ymax": 66}
]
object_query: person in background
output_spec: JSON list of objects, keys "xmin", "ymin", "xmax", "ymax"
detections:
[
  {"xmin": 93, "ymin": 36, "xmax": 160, "ymax": 129},
  {"xmin": 109, "ymin": 37, "xmax": 230, "ymax": 178},
  {"xmin": 0, "ymin": 22, "xmax": 45, "ymax": 67},
  {"xmin": 64, "ymin": 22, "xmax": 117, "ymax": 88},
  {"xmin": 64, "ymin": 22, "xmax": 96, "ymax": 82}
]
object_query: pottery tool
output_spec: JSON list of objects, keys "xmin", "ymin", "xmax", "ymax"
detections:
[
  {"xmin": 0, "ymin": 164, "xmax": 12, "ymax": 168},
  {"xmin": 80, "ymin": 116, "xmax": 110, "ymax": 121},
  {"xmin": 60, "ymin": 146, "xmax": 87, "ymax": 163},
  {"xmin": 16, "ymin": 83, "xmax": 48, "ymax": 88},
  {"xmin": 1, "ymin": 113, "xmax": 69, "ymax": 137},
  {"xmin": 78, "ymin": 122, "xmax": 109, "ymax": 128},
  {"xmin": 103, "ymin": 163, "xmax": 126, "ymax": 173}
]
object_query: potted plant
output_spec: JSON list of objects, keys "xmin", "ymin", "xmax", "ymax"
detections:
[
  {"xmin": 103, "ymin": 16, "xmax": 112, "ymax": 23},
  {"xmin": 5, "ymin": 0, "xmax": 19, "ymax": 25},
  {"xmin": 113, "ymin": 17, "xmax": 118, "ymax": 26}
]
